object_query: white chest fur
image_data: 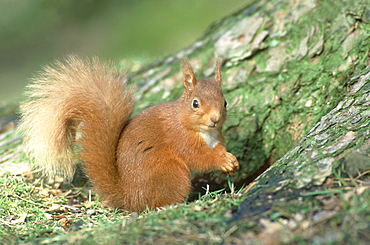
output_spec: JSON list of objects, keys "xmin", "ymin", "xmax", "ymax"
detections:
[{"xmin": 199, "ymin": 130, "xmax": 219, "ymax": 149}]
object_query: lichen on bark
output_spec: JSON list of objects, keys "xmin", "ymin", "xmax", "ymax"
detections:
[{"xmin": 127, "ymin": 0, "xmax": 370, "ymax": 189}]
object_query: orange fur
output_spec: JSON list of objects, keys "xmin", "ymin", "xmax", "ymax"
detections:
[{"xmin": 20, "ymin": 56, "xmax": 239, "ymax": 212}]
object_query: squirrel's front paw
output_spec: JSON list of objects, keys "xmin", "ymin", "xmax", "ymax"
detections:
[{"xmin": 220, "ymin": 152, "xmax": 239, "ymax": 176}]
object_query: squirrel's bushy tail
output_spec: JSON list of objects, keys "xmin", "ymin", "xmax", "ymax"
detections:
[{"xmin": 19, "ymin": 56, "xmax": 135, "ymax": 189}]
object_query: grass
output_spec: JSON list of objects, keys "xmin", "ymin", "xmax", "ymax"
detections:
[
  {"xmin": 0, "ymin": 119, "xmax": 247, "ymax": 244},
  {"xmin": 0, "ymin": 169, "xmax": 247, "ymax": 244},
  {"xmin": 0, "ymin": 101, "xmax": 369, "ymax": 244},
  {"xmin": 1, "ymin": 163, "xmax": 369, "ymax": 244}
]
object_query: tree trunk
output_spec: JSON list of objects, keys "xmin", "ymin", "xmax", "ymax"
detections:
[
  {"xmin": 1, "ymin": 0, "xmax": 368, "ymax": 243},
  {"xmin": 127, "ymin": 0, "xmax": 370, "ymax": 193}
]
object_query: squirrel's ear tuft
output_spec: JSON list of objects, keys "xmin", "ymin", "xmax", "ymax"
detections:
[
  {"xmin": 181, "ymin": 57, "xmax": 197, "ymax": 92},
  {"xmin": 215, "ymin": 59, "xmax": 222, "ymax": 85}
]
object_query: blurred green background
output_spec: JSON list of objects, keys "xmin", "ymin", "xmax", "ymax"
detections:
[{"xmin": 0, "ymin": 0, "xmax": 250, "ymax": 101}]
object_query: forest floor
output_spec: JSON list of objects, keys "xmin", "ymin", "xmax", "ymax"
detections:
[{"xmin": 0, "ymin": 104, "xmax": 369, "ymax": 245}]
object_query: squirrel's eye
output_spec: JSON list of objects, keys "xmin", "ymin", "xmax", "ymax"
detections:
[
  {"xmin": 224, "ymin": 100, "xmax": 227, "ymax": 107},
  {"xmin": 192, "ymin": 100, "xmax": 200, "ymax": 108}
]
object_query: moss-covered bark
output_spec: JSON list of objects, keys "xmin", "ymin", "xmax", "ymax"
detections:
[
  {"xmin": 2, "ymin": 0, "xmax": 369, "ymax": 243},
  {"xmin": 230, "ymin": 66, "xmax": 370, "ymax": 217},
  {"xmin": 126, "ymin": 0, "xmax": 370, "ymax": 192}
]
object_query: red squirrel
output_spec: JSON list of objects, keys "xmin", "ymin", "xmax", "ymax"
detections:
[{"xmin": 20, "ymin": 56, "xmax": 239, "ymax": 212}]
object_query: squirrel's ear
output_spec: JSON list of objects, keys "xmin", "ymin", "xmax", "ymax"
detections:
[
  {"xmin": 215, "ymin": 59, "xmax": 222, "ymax": 85},
  {"xmin": 181, "ymin": 58, "xmax": 197, "ymax": 92}
]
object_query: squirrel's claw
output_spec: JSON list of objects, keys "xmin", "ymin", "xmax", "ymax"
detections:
[{"xmin": 220, "ymin": 152, "xmax": 239, "ymax": 175}]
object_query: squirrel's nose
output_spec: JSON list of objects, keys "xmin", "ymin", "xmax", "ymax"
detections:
[
  {"xmin": 211, "ymin": 118, "xmax": 219, "ymax": 124},
  {"xmin": 209, "ymin": 110, "xmax": 221, "ymax": 127},
  {"xmin": 210, "ymin": 115, "xmax": 220, "ymax": 125}
]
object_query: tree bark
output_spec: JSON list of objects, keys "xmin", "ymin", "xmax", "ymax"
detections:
[
  {"xmin": 127, "ymin": 0, "xmax": 370, "ymax": 191},
  {"xmin": 1, "ymin": 0, "xmax": 368, "ymax": 243}
]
